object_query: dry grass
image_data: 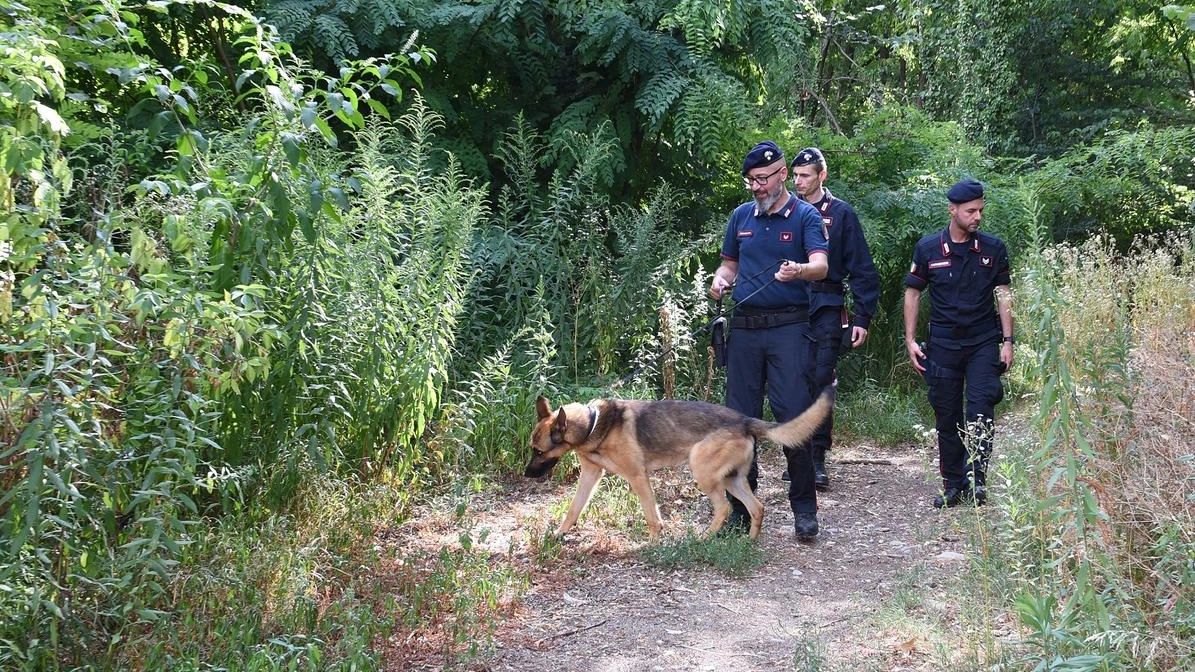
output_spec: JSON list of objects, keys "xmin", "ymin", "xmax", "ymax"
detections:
[{"xmin": 996, "ymin": 233, "xmax": 1195, "ymax": 669}]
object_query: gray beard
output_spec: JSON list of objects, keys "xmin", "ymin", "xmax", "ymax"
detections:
[{"xmin": 755, "ymin": 191, "xmax": 783, "ymax": 213}]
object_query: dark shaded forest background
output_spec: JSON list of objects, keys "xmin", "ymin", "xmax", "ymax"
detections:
[{"xmin": 2, "ymin": 0, "xmax": 1193, "ymax": 669}]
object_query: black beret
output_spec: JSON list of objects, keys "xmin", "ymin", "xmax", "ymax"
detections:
[
  {"xmin": 791, "ymin": 147, "xmax": 824, "ymax": 168},
  {"xmin": 742, "ymin": 141, "xmax": 784, "ymax": 175},
  {"xmin": 947, "ymin": 179, "xmax": 985, "ymax": 204}
]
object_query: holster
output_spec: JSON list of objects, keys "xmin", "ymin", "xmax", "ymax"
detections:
[{"xmin": 709, "ymin": 316, "xmax": 728, "ymax": 367}]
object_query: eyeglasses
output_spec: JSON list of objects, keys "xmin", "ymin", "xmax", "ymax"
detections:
[{"xmin": 743, "ymin": 165, "xmax": 784, "ymax": 189}]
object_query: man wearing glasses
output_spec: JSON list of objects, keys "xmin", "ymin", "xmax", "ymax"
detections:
[{"xmin": 709, "ymin": 141, "xmax": 830, "ymax": 540}]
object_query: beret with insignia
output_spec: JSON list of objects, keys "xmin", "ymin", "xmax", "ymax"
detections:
[
  {"xmin": 791, "ymin": 147, "xmax": 825, "ymax": 168},
  {"xmin": 742, "ymin": 141, "xmax": 784, "ymax": 175},
  {"xmin": 947, "ymin": 178, "xmax": 985, "ymax": 204}
]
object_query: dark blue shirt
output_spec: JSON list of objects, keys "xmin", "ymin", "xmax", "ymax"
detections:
[
  {"xmin": 720, "ymin": 194, "xmax": 829, "ymax": 310},
  {"xmin": 806, "ymin": 189, "xmax": 880, "ymax": 328},
  {"xmin": 905, "ymin": 228, "xmax": 1011, "ymax": 347}
]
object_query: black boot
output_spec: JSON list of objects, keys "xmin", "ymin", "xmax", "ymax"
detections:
[
  {"xmin": 721, "ymin": 507, "xmax": 752, "ymax": 536},
  {"xmin": 794, "ymin": 512, "xmax": 819, "ymax": 540},
  {"xmin": 813, "ymin": 449, "xmax": 830, "ymax": 491},
  {"xmin": 933, "ymin": 486, "xmax": 986, "ymax": 508}
]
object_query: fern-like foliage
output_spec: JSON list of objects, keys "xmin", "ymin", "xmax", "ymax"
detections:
[
  {"xmin": 263, "ymin": 0, "xmax": 422, "ymax": 66},
  {"xmin": 635, "ymin": 68, "xmax": 688, "ymax": 131},
  {"xmin": 259, "ymin": 0, "xmax": 818, "ymax": 208},
  {"xmin": 265, "ymin": 0, "xmax": 316, "ymax": 44},
  {"xmin": 312, "ymin": 14, "xmax": 358, "ymax": 62},
  {"xmin": 672, "ymin": 65, "xmax": 754, "ymax": 161}
]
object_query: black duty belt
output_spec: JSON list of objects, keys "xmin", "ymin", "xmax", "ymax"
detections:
[
  {"xmin": 929, "ymin": 323, "xmax": 996, "ymax": 340},
  {"xmin": 810, "ymin": 280, "xmax": 844, "ymax": 295},
  {"xmin": 730, "ymin": 308, "xmax": 809, "ymax": 330}
]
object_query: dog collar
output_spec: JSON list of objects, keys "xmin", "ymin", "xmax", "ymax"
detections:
[{"xmin": 585, "ymin": 405, "xmax": 600, "ymax": 440}]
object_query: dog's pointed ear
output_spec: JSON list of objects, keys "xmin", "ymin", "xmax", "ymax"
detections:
[
  {"xmin": 536, "ymin": 396, "xmax": 552, "ymax": 420},
  {"xmin": 552, "ymin": 408, "xmax": 568, "ymax": 435}
]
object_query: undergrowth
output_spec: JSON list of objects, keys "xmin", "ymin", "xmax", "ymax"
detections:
[
  {"xmin": 859, "ymin": 232, "xmax": 1194, "ymax": 671},
  {"xmin": 639, "ymin": 530, "xmax": 766, "ymax": 578},
  {"xmin": 954, "ymin": 233, "xmax": 1195, "ymax": 670},
  {"xmin": 122, "ymin": 473, "xmax": 403, "ymax": 670}
]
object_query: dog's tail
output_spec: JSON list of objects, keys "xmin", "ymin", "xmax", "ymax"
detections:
[{"xmin": 757, "ymin": 387, "xmax": 834, "ymax": 447}]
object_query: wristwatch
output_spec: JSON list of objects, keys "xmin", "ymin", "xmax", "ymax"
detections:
[{"xmin": 1002, "ymin": 335, "xmax": 1015, "ymax": 343}]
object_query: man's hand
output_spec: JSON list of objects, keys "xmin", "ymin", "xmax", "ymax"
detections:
[
  {"xmin": 775, "ymin": 260, "xmax": 800, "ymax": 282},
  {"xmin": 1000, "ymin": 341, "xmax": 1014, "ymax": 373},
  {"xmin": 850, "ymin": 326, "xmax": 869, "ymax": 348},
  {"xmin": 907, "ymin": 339, "xmax": 926, "ymax": 373},
  {"xmin": 710, "ymin": 274, "xmax": 732, "ymax": 300}
]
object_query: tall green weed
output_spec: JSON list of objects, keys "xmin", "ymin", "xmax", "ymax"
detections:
[
  {"xmin": 127, "ymin": 473, "xmax": 402, "ymax": 670},
  {"xmin": 0, "ymin": 3, "xmax": 447, "ymax": 666},
  {"xmin": 210, "ymin": 102, "xmax": 486, "ymax": 502},
  {"xmin": 979, "ymin": 233, "xmax": 1195, "ymax": 670}
]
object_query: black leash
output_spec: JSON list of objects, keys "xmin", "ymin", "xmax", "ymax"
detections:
[{"xmin": 609, "ymin": 259, "xmax": 787, "ymax": 390}]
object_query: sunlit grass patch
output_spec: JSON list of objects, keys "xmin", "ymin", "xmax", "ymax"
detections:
[
  {"xmin": 867, "ymin": 560, "xmax": 1009, "ymax": 671},
  {"xmin": 522, "ymin": 516, "xmax": 566, "ymax": 566},
  {"xmin": 639, "ymin": 528, "xmax": 765, "ymax": 577},
  {"xmin": 388, "ymin": 525, "xmax": 530, "ymax": 665},
  {"xmin": 836, "ymin": 379, "xmax": 930, "ymax": 445},
  {"xmin": 791, "ymin": 630, "xmax": 832, "ymax": 672},
  {"xmin": 546, "ymin": 473, "xmax": 647, "ymax": 538}
]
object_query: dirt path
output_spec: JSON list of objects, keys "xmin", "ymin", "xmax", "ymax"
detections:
[{"xmin": 383, "ymin": 440, "xmax": 974, "ymax": 671}]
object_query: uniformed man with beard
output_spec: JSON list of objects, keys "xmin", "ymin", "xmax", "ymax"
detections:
[
  {"xmin": 709, "ymin": 141, "xmax": 829, "ymax": 539},
  {"xmin": 904, "ymin": 178, "xmax": 1014, "ymax": 508}
]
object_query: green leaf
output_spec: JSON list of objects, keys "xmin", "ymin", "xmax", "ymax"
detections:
[
  {"xmin": 366, "ymin": 98, "xmax": 390, "ymax": 119},
  {"xmin": 281, "ymin": 132, "xmax": 303, "ymax": 166},
  {"xmin": 314, "ymin": 118, "xmax": 337, "ymax": 146}
]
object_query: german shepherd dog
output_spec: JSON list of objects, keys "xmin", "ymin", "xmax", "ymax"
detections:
[{"xmin": 524, "ymin": 389, "xmax": 833, "ymax": 540}]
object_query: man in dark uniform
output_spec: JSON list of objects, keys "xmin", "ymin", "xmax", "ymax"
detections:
[
  {"xmin": 903, "ymin": 178, "xmax": 1014, "ymax": 508},
  {"xmin": 786, "ymin": 147, "xmax": 881, "ymax": 490},
  {"xmin": 709, "ymin": 141, "xmax": 829, "ymax": 539}
]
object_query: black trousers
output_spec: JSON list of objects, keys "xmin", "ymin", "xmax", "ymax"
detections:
[
  {"xmin": 922, "ymin": 339, "xmax": 1004, "ymax": 490},
  {"xmin": 809, "ymin": 307, "xmax": 847, "ymax": 456},
  {"xmin": 724, "ymin": 321, "xmax": 818, "ymax": 514}
]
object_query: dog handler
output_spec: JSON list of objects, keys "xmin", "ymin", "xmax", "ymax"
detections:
[
  {"xmin": 787, "ymin": 147, "xmax": 880, "ymax": 489},
  {"xmin": 903, "ymin": 178, "xmax": 1014, "ymax": 508},
  {"xmin": 709, "ymin": 141, "xmax": 829, "ymax": 539}
]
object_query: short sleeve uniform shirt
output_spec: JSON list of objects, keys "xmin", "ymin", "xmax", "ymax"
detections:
[{"xmin": 720, "ymin": 194, "xmax": 828, "ymax": 310}]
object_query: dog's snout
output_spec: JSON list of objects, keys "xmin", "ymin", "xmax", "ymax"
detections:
[{"xmin": 524, "ymin": 455, "xmax": 559, "ymax": 479}]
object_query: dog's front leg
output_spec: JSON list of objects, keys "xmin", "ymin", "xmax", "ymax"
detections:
[
  {"xmin": 625, "ymin": 473, "xmax": 664, "ymax": 541},
  {"xmin": 557, "ymin": 458, "xmax": 605, "ymax": 536}
]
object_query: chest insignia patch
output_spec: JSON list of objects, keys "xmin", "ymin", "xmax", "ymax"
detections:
[
  {"xmin": 737, "ymin": 230, "xmax": 754, "ymax": 238},
  {"xmin": 780, "ymin": 231, "xmax": 793, "ymax": 242},
  {"xmin": 823, "ymin": 216, "xmax": 833, "ymax": 227},
  {"xmin": 980, "ymin": 256, "xmax": 993, "ymax": 267},
  {"xmin": 929, "ymin": 259, "xmax": 952, "ymax": 270}
]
